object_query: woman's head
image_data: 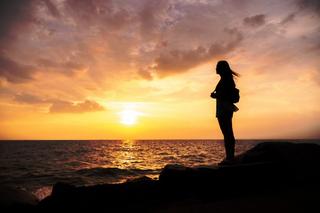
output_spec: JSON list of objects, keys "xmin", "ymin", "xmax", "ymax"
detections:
[{"xmin": 216, "ymin": 60, "xmax": 239, "ymax": 78}]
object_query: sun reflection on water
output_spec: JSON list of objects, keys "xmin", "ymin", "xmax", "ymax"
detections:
[
  {"xmin": 113, "ymin": 139, "xmax": 138, "ymax": 169},
  {"xmin": 70, "ymin": 140, "xmax": 231, "ymax": 172}
]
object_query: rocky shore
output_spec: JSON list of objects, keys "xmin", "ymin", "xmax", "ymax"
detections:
[{"xmin": 2, "ymin": 141, "xmax": 320, "ymax": 212}]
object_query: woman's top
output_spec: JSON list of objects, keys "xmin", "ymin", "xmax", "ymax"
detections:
[{"xmin": 212, "ymin": 76, "xmax": 238, "ymax": 118}]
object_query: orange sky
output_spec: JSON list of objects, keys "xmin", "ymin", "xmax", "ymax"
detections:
[{"xmin": 0, "ymin": 0, "xmax": 319, "ymax": 139}]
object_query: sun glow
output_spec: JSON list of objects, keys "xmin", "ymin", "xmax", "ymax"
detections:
[{"xmin": 120, "ymin": 109, "xmax": 140, "ymax": 125}]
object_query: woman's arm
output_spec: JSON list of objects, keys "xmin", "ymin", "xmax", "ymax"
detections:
[
  {"xmin": 212, "ymin": 78, "xmax": 235, "ymax": 101},
  {"xmin": 211, "ymin": 80, "xmax": 222, "ymax": 99}
]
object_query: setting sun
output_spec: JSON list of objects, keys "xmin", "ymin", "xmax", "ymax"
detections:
[{"xmin": 120, "ymin": 109, "xmax": 140, "ymax": 125}]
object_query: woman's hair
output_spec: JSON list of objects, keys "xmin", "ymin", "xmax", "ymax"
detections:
[{"xmin": 216, "ymin": 60, "xmax": 239, "ymax": 78}]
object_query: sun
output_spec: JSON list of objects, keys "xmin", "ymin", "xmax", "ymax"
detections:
[{"xmin": 120, "ymin": 109, "xmax": 139, "ymax": 125}]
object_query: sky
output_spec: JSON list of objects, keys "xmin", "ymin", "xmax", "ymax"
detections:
[{"xmin": 0, "ymin": 0, "xmax": 319, "ymax": 140}]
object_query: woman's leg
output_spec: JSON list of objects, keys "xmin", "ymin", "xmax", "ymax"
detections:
[{"xmin": 218, "ymin": 115, "xmax": 235, "ymax": 160}]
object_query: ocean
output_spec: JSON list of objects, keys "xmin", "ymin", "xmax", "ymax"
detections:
[{"xmin": 0, "ymin": 139, "xmax": 318, "ymax": 200}]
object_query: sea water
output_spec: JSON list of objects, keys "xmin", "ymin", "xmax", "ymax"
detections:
[{"xmin": 0, "ymin": 139, "xmax": 318, "ymax": 199}]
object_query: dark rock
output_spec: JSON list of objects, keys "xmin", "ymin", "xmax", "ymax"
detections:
[
  {"xmin": 234, "ymin": 142, "xmax": 320, "ymax": 181},
  {"xmin": 160, "ymin": 142, "xmax": 320, "ymax": 187},
  {"xmin": 38, "ymin": 176, "xmax": 161, "ymax": 211},
  {"xmin": 125, "ymin": 175, "xmax": 154, "ymax": 183},
  {"xmin": 0, "ymin": 185, "xmax": 38, "ymax": 209},
  {"xmin": 51, "ymin": 182, "xmax": 76, "ymax": 197},
  {"xmin": 234, "ymin": 142, "xmax": 320, "ymax": 165}
]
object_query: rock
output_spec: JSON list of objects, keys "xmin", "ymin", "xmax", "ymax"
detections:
[
  {"xmin": 0, "ymin": 185, "xmax": 38, "ymax": 209},
  {"xmin": 159, "ymin": 142, "xmax": 320, "ymax": 193},
  {"xmin": 38, "ymin": 176, "xmax": 161, "ymax": 211},
  {"xmin": 125, "ymin": 175, "xmax": 154, "ymax": 183},
  {"xmin": 234, "ymin": 142, "xmax": 320, "ymax": 181},
  {"xmin": 51, "ymin": 182, "xmax": 76, "ymax": 197},
  {"xmin": 234, "ymin": 142, "xmax": 320, "ymax": 165}
]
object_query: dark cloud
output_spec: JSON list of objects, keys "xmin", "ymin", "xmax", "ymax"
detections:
[
  {"xmin": 49, "ymin": 100, "xmax": 105, "ymax": 113},
  {"xmin": 37, "ymin": 58, "xmax": 86, "ymax": 76},
  {"xmin": 243, "ymin": 14, "xmax": 266, "ymax": 27},
  {"xmin": 280, "ymin": 13, "xmax": 296, "ymax": 25},
  {"xmin": 0, "ymin": 56, "xmax": 86, "ymax": 84},
  {"xmin": 64, "ymin": 0, "xmax": 131, "ymax": 30},
  {"xmin": 0, "ymin": 55, "xmax": 36, "ymax": 83},
  {"xmin": 14, "ymin": 93, "xmax": 47, "ymax": 104},
  {"xmin": 139, "ymin": 0, "xmax": 169, "ymax": 39},
  {"xmin": 64, "ymin": 0, "xmax": 105, "ymax": 25},
  {"xmin": 297, "ymin": 0, "xmax": 320, "ymax": 15},
  {"xmin": 43, "ymin": 0, "xmax": 60, "ymax": 18},
  {"xmin": 0, "ymin": 87, "xmax": 15, "ymax": 98},
  {"xmin": 152, "ymin": 28, "xmax": 243, "ymax": 76},
  {"xmin": 0, "ymin": 0, "xmax": 37, "ymax": 46},
  {"xmin": 0, "ymin": 0, "xmax": 63, "ymax": 61},
  {"xmin": 12, "ymin": 92, "xmax": 105, "ymax": 113}
]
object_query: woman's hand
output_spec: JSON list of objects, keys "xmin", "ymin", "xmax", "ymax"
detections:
[{"xmin": 210, "ymin": 92, "xmax": 217, "ymax": 99}]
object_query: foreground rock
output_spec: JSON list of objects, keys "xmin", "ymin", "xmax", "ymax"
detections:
[
  {"xmin": 0, "ymin": 186, "xmax": 39, "ymax": 210},
  {"xmin": 14, "ymin": 142, "xmax": 320, "ymax": 212},
  {"xmin": 160, "ymin": 142, "xmax": 320, "ymax": 190}
]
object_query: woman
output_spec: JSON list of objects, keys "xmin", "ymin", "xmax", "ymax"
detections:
[{"xmin": 211, "ymin": 60, "xmax": 239, "ymax": 164}]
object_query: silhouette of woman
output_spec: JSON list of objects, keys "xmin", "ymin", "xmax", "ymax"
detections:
[{"xmin": 211, "ymin": 60, "xmax": 239, "ymax": 164}]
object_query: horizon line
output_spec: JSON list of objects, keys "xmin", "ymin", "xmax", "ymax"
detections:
[{"xmin": 0, "ymin": 138, "xmax": 319, "ymax": 141}]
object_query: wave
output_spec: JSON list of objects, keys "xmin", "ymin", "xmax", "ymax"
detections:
[{"xmin": 75, "ymin": 167, "xmax": 161, "ymax": 178}]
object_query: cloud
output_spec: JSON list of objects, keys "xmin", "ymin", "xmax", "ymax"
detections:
[
  {"xmin": 63, "ymin": 0, "xmax": 132, "ymax": 30},
  {"xmin": 43, "ymin": 0, "xmax": 61, "ymax": 18},
  {"xmin": 138, "ymin": 67, "xmax": 153, "ymax": 80},
  {"xmin": 0, "ymin": 55, "xmax": 87, "ymax": 84},
  {"xmin": 0, "ymin": 55, "xmax": 36, "ymax": 83},
  {"xmin": 37, "ymin": 58, "xmax": 87, "ymax": 76},
  {"xmin": 311, "ymin": 68, "xmax": 320, "ymax": 86},
  {"xmin": 139, "ymin": 0, "xmax": 169, "ymax": 39},
  {"xmin": 49, "ymin": 100, "xmax": 105, "ymax": 113},
  {"xmin": 13, "ymin": 93, "xmax": 47, "ymax": 104},
  {"xmin": 280, "ymin": 13, "xmax": 296, "ymax": 25},
  {"xmin": 0, "ymin": 0, "xmax": 38, "ymax": 47},
  {"xmin": 1, "ymin": 0, "xmax": 319, "ymax": 95},
  {"xmin": 152, "ymin": 28, "xmax": 243, "ymax": 76},
  {"xmin": 297, "ymin": 0, "xmax": 320, "ymax": 15},
  {"xmin": 243, "ymin": 14, "xmax": 266, "ymax": 27},
  {"xmin": 12, "ymin": 92, "xmax": 105, "ymax": 113}
]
